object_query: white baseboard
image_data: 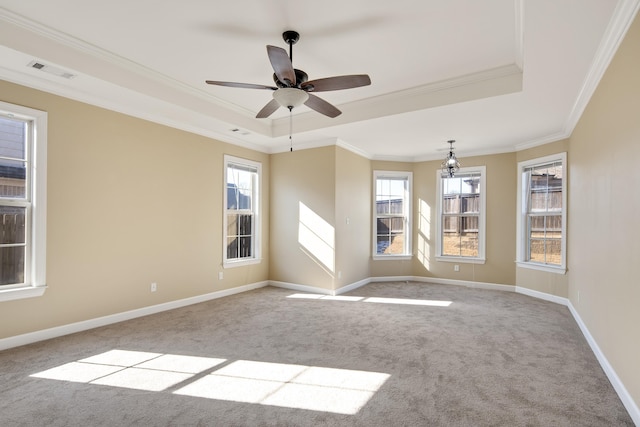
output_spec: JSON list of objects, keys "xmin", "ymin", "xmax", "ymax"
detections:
[
  {"xmin": 335, "ymin": 277, "xmax": 373, "ymax": 295},
  {"xmin": 411, "ymin": 276, "xmax": 515, "ymax": 293},
  {"xmin": 0, "ymin": 281, "xmax": 269, "ymax": 352},
  {"xmin": 567, "ymin": 301, "xmax": 640, "ymax": 426},
  {"xmin": 268, "ymin": 280, "xmax": 334, "ymax": 295},
  {"xmin": 515, "ymin": 286, "xmax": 569, "ymax": 306}
]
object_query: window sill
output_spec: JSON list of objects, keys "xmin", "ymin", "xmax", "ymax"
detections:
[
  {"xmin": 223, "ymin": 258, "xmax": 262, "ymax": 269},
  {"xmin": 0, "ymin": 285, "xmax": 47, "ymax": 302},
  {"xmin": 372, "ymin": 255, "xmax": 412, "ymax": 261},
  {"xmin": 516, "ymin": 261, "xmax": 566, "ymax": 274},
  {"xmin": 436, "ymin": 256, "xmax": 485, "ymax": 265}
]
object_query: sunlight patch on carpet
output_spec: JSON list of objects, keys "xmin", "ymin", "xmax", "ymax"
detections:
[
  {"xmin": 30, "ymin": 350, "xmax": 389, "ymax": 415},
  {"xmin": 287, "ymin": 293, "xmax": 452, "ymax": 306},
  {"xmin": 175, "ymin": 360, "xmax": 390, "ymax": 414}
]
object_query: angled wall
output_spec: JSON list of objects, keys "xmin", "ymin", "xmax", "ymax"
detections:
[{"xmin": 567, "ymin": 12, "xmax": 640, "ymax": 411}]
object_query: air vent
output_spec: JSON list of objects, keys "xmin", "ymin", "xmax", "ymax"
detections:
[
  {"xmin": 230, "ymin": 128, "xmax": 251, "ymax": 136},
  {"xmin": 27, "ymin": 60, "xmax": 76, "ymax": 79}
]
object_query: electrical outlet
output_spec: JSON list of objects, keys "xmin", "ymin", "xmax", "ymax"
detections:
[
  {"xmin": 454, "ymin": 265, "xmax": 460, "ymax": 272},
  {"xmin": 218, "ymin": 272, "xmax": 223, "ymax": 280},
  {"xmin": 151, "ymin": 282, "xmax": 157, "ymax": 292}
]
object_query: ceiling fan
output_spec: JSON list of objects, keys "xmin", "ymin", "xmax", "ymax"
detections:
[{"xmin": 206, "ymin": 30, "xmax": 371, "ymax": 118}]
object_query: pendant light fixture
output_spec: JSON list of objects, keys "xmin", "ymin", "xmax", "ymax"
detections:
[{"xmin": 441, "ymin": 139, "xmax": 461, "ymax": 177}]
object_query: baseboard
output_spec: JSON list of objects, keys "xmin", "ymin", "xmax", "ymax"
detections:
[
  {"xmin": 567, "ymin": 301, "xmax": 640, "ymax": 425},
  {"xmin": 0, "ymin": 281, "xmax": 269, "ymax": 352},
  {"xmin": 334, "ymin": 277, "xmax": 373, "ymax": 295},
  {"xmin": 515, "ymin": 286, "xmax": 569, "ymax": 306},
  {"xmin": 268, "ymin": 280, "xmax": 334, "ymax": 295},
  {"xmin": 411, "ymin": 276, "xmax": 515, "ymax": 293}
]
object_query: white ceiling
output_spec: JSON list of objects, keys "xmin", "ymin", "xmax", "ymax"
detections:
[{"xmin": 0, "ymin": 0, "xmax": 638, "ymax": 161}]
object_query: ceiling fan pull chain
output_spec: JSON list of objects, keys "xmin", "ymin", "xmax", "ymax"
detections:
[{"xmin": 289, "ymin": 106, "xmax": 293, "ymax": 152}]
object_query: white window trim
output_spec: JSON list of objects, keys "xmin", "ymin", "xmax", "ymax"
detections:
[
  {"xmin": 516, "ymin": 152, "xmax": 567, "ymax": 274},
  {"xmin": 435, "ymin": 166, "xmax": 486, "ymax": 264},
  {"xmin": 223, "ymin": 155, "xmax": 261, "ymax": 268},
  {"xmin": 372, "ymin": 170, "xmax": 412, "ymax": 260},
  {"xmin": 0, "ymin": 102, "xmax": 47, "ymax": 302}
]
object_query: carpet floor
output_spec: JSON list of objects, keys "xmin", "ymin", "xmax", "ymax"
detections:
[{"xmin": 0, "ymin": 282, "xmax": 633, "ymax": 426}]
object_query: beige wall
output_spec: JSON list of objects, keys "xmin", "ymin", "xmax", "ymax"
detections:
[
  {"xmin": 0, "ymin": 81, "xmax": 269, "ymax": 338},
  {"xmin": 567, "ymin": 13, "xmax": 640, "ymax": 407},
  {"xmin": 334, "ymin": 146, "xmax": 371, "ymax": 289},
  {"xmin": 269, "ymin": 146, "xmax": 337, "ymax": 290},
  {"xmin": 412, "ymin": 153, "xmax": 517, "ymax": 285},
  {"xmin": 515, "ymin": 139, "xmax": 570, "ymax": 297}
]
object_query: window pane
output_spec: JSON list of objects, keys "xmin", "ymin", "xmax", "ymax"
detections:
[
  {"xmin": 443, "ymin": 230, "xmax": 478, "ymax": 257},
  {"xmin": 0, "ymin": 116, "xmax": 26, "ymax": 159},
  {"xmin": 529, "ymin": 238, "xmax": 546, "ymax": 263},
  {"xmin": 227, "ymin": 237, "xmax": 238, "ymax": 259},
  {"xmin": 376, "ymin": 235, "xmax": 390, "ymax": 254},
  {"xmin": 461, "ymin": 176, "xmax": 480, "ymax": 194},
  {"xmin": 227, "ymin": 166, "xmax": 254, "ymax": 210},
  {"xmin": 443, "ymin": 196, "xmax": 459, "ymax": 214},
  {"xmin": 0, "ymin": 246, "xmax": 25, "ymax": 285},
  {"xmin": 1, "ymin": 206, "xmax": 26, "ymax": 244},
  {"xmin": 0, "ymin": 159, "xmax": 27, "ymax": 198},
  {"xmin": 462, "ymin": 216, "xmax": 478, "ymax": 232},
  {"xmin": 377, "ymin": 233, "xmax": 404, "ymax": 255},
  {"xmin": 529, "ymin": 189, "xmax": 547, "ymax": 211},
  {"xmin": 527, "ymin": 214, "xmax": 562, "ymax": 264},
  {"xmin": 443, "ymin": 177, "xmax": 461, "ymax": 194},
  {"xmin": 528, "ymin": 216, "xmax": 546, "ymax": 262},
  {"xmin": 464, "ymin": 231, "xmax": 479, "ymax": 256},
  {"xmin": 461, "ymin": 194, "xmax": 479, "ymax": 214},
  {"xmin": 376, "ymin": 216, "xmax": 405, "ymax": 255},
  {"xmin": 545, "ymin": 238, "xmax": 562, "ymax": 265},
  {"xmin": 238, "ymin": 236, "xmax": 252, "ymax": 258},
  {"xmin": 443, "ymin": 215, "xmax": 458, "ymax": 232},
  {"xmin": 442, "ymin": 232, "xmax": 461, "ymax": 256},
  {"xmin": 548, "ymin": 188, "xmax": 562, "ymax": 211},
  {"xmin": 227, "ymin": 214, "xmax": 252, "ymax": 260}
]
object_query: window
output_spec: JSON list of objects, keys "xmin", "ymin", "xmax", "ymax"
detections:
[
  {"xmin": 0, "ymin": 102, "xmax": 47, "ymax": 302},
  {"xmin": 223, "ymin": 155, "xmax": 261, "ymax": 267},
  {"xmin": 517, "ymin": 153, "xmax": 566, "ymax": 273},
  {"xmin": 373, "ymin": 171, "xmax": 412, "ymax": 258},
  {"xmin": 436, "ymin": 166, "xmax": 486, "ymax": 263}
]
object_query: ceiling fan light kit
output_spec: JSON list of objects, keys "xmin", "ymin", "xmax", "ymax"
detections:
[
  {"xmin": 205, "ymin": 30, "xmax": 371, "ymax": 119},
  {"xmin": 273, "ymin": 87, "xmax": 309, "ymax": 109}
]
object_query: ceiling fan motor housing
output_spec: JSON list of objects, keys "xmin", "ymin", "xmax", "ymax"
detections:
[{"xmin": 273, "ymin": 69, "xmax": 309, "ymax": 88}]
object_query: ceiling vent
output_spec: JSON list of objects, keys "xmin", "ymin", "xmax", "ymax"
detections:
[
  {"xmin": 27, "ymin": 60, "xmax": 76, "ymax": 79},
  {"xmin": 230, "ymin": 128, "xmax": 251, "ymax": 136}
]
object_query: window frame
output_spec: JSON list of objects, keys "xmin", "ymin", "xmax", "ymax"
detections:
[
  {"xmin": 0, "ymin": 101, "xmax": 47, "ymax": 302},
  {"xmin": 436, "ymin": 166, "xmax": 486, "ymax": 264},
  {"xmin": 516, "ymin": 153, "xmax": 567, "ymax": 274},
  {"xmin": 372, "ymin": 170, "xmax": 412, "ymax": 260},
  {"xmin": 223, "ymin": 155, "xmax": 261, "ymax": 268}
]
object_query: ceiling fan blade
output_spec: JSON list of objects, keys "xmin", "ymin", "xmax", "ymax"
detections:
[
  {"xmin": 256, "ymin": 99, "xmax": 280, "ymax": 118},
  {"xmin": 301, "ymin": 74, "xmax": 371, "ymax": 92},
  {"xmin": 304, "ymin": 94, "xmax": 341, "ymax": 118},
  {"xmin": 206, "ymin": 80, "xmax": 277, "ymax": 90},
  {"xmin": 267, "ymin": 45, "xmax": 296, "ymax": 86}
]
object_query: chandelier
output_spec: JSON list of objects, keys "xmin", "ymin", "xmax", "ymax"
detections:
[{"xmin": 441, "ymin": 140, "xmax": 460, "ymax": 178}]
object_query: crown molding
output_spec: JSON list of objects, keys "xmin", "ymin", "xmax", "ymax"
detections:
[{"xmin": 564, "ymin": 0, "xmax": 640, "ymax": 135}]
